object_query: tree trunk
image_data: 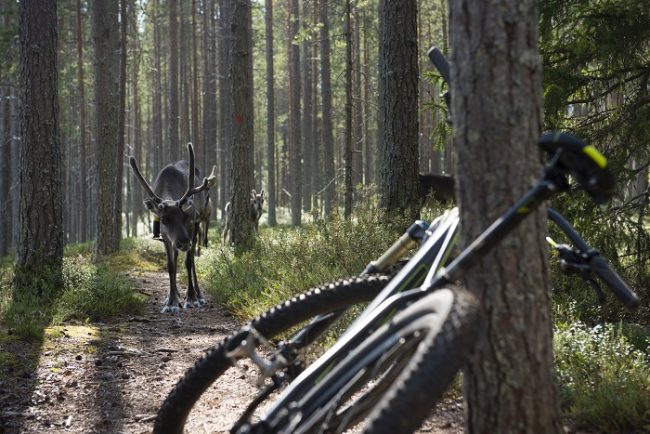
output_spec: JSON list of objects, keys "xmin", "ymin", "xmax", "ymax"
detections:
[
  {"xmin": 202, "ymin": 0, "xmax": 218, "ymax": 217},
  {"xmin": 130, "ymin": 0, "xmax": 142, "ymax": 237},
  {"xmin": 301, "ymin": 5, "xmax": 313, "ymax": 214},
  {"xmin": 448, "ymin": 1, "xmax": 562, "ymax": 432},
  {"xmin": 377, "ymin": 0, "xmax": 419, "ymax": 219},
  {"xmin": 93, "ymin": 0, "xmax": 123, "ymax": 256},
  {"xmin": 191, "ymin": 0, "xmax": 200, "ymax": 153},
  {"xmin": 362, "ymin": 9, "xmax": 373, "ymax": 185},
  {"xmin": 152, "ymin": 0, "xmax": 164, "ymax": 175},
  {"xmin": 0, "ymin": 84, "xmax": 12, "ymax": 257},
  {"xmin": 117, "ymin": 0, "xmax": 127, "ymax": 238},
  {"xmin": 76, "ymin": 0, "xmax": 89, "ymax": 242},
  {"xmin": 169, "ymin": 0, "xmax": 180, "ymax": 162},
  {"xmin": 320, "ymin": 0, "xmax": 335, "ymax": 217},
  {"xmin": 219, "ymin": 0, "xmax": 233, "ymax": 219},
  {"xmin": 15, "ymin": 0, "xmax": 64, "ymax": 292},
  {"xmin": 228, "ymin": 0, "xmax": 255, "ymax": 247},
  {"xmin": 288, "ymin": 0, "xmax": 302, "ymax": 226},
  {"xmin": 265, "ymin": 0, "xmax": 277, "ymax": 226},
  {"xmin": 343, "ymin": 0, "xmax": 353, "ymax": 218},
  {"xmin": 179, "ymin": 1, "xmax": 191, "ymax": 148},
  {"xmin": 352, "ymin": 7, "xmax": 363, "ymax": 190},
  {"xmin": 311, "ymin": 0, "xmax": 321, "ymax": 213}
]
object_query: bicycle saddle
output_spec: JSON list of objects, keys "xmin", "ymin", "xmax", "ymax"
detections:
[{"xmin": 538, "ymin": 132, "xmax": 616, "ymax": 203}]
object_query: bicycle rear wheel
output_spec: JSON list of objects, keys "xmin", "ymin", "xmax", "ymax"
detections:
[
  {"xmin": 154, "ymin": 274, "xmax": 392, "ymax": 434},
  {"xmin": 275, "ymin": 285, "xmax": 479, "ymax": 434}
]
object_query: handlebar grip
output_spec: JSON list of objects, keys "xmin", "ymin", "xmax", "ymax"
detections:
[
  {"xmin": 427, "ymin": 46, "xmax": 451, "ymax": 85},
  {"xmin": 589, "ymin": 255, "xmax": 640, "ymax": 309}
]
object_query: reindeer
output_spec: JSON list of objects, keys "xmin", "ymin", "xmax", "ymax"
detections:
[
  {"xmin": 195, "ymin": 193, "xmax": 212, "ymax": 256},
  {"xmin": 221, "ymin": 189, "xmax": 265, "ymax": 246},
  {"xmin": 130, "ymin": 143, "xmax": 217, "ymax": 313}
]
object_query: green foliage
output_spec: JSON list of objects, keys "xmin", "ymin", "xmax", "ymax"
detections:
[
  {"xmin": 554, "ymin": 321, "xmax": 650, "ymax": 432},
  {"xmin": 0, "ymin": 243, "xmax": 146, "ymax": 341},
  {"xmin": 53, "ymin": 256, "xmax": 146, "ymax": 323},
  {"xmin": 198, "ymin": 207, "xmax": 401, "ymax": 319}
]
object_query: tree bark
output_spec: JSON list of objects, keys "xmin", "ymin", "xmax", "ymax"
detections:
[
  {"xmin": 0, "ymin": 83, "xmax": 10, "ymax": 257},
  {"xmin": 75, "ymin": 0, "xmax": 89, "ymax": 242},
  {"xmin": 219, "ymin": 0, "xmax": 233, "ymax": 219},
  {"xmin": 343, "ymin": 0, "xmax": 353, "ymax": 217},
  {"xmin": 311, "ymin": 0, "xmax": 321, "ymax": 213},
  {"xmin": 168, "ymin": 0, "xmax": 180, "ymax": 162},
  {"xmin": 265, "ymin": 0, "xmax": 277, "ymax": 226},
  {"xmin": 449, "ymin": 0, "xmax": 562, "ymax": 432},
  {"xmin": 377, "ymin": 0, "xmax": 419, "ymax": 219},
  {"xmin": 152, "ymin": 0, "xmax": 164, "ymax": 175},
  {"xmin": 352, "ymin": 7, "xmax": 363, "ymax": 189},
  {"xmin": 362, "ymin": 9, "xmax": 373, "ymax": 185},
  {"xmin": 288, "ymin": 0, "xmax": 302, "ymax": 226},
  {"xmin": 228, "ymin": 0, "xmax": 255, "ymax": 247},
  {"xmin": 202, "ymin": 0, "xmax": 218, "ymax": 216},
  {"xmin": 301, "ymin": 4, "xmax": 313, "ymax": 214},
  {"xmin": 320, "ymin": 0, "xmax": 335, "ymax": 217},
  {"xmin": 93, "ymin": 0, "xmax": 123, "ymax": 256},
  {"xmin": 191, "ymin": 0, "xmax": 200, "ymax": 153},
  {"xmin": 15, "ymin": 0, "xmax": 64, "ymax": 292}
]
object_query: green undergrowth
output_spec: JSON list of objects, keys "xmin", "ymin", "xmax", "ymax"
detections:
[
  {"xmin": 1, "ymin": 239, "xmax": 151, "ymax": 341},
  {"xmin": 197, "ymin": 210, "xmax": 406, "ymax": 320},
  {"xmin": 555, "ymin": 320, "xmax": 650, "ymax": 432}
]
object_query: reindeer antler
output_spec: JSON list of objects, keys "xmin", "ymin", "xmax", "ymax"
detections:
[
  {"xmin": 179, "ymin": 145, "xmax": 217, "ymax": 205},
  {"xmin": 129, "ymin": 156, "xmax": 162, "ymax": 203}
]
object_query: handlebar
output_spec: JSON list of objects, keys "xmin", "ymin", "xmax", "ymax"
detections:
[
  {"xmin": 547, "ymin": 208, "xmax": 639, "ymax": 310},
  {"xmin": 589, "ymin": 255, "xmax": 640, "ymax": 309}
]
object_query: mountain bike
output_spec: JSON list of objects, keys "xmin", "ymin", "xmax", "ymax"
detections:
[{"xmin": 154, "ymin": 132, "xmax": 638, "ymax": 434}]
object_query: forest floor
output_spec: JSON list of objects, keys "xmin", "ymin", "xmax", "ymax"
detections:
[{"xmin": 0, "ymin": 270, "xmax": 464, "ymax": 434}]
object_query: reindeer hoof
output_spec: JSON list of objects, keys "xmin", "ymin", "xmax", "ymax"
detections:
[
  {"xmin": 197, "ymin": 298, "xmax": 207, "ymax": 306},
  {"xmin": 161, "ymin": 304, "xmax": 180, "ymax": 314},
  {"xmin": 183, "ymin": 301, "xmax": 194, "ymax": 309}
]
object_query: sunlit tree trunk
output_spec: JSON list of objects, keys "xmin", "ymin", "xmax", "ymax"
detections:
[
  {"xmin": 228, "ymin": 0, "xmax": 255, "ymax": 247},
  {"xmin": 320, "ymin": 0, "xmax": 335, "ymax": 217},
  {"xmin": 343, "ymin": 0, "xmax": 353, "ymax": 217},
  {"xmin": 377, "ymin": 0, "xmax": 419, "ymax": 219},
  {"xmin": 93, "ymin": 0, "xmax": 122, "ymax": 256},
  {"xmin": 301, "ymin": 4, "xmax": 313, "ymax": 214},
  {"xmin": 288, "ymin": 0, "xmax": 302, "ymax": 226}
]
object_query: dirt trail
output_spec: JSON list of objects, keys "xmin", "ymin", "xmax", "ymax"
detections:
[{"xmin": 0, "ymin": 271, "xmax": 463, "ymax": 434}]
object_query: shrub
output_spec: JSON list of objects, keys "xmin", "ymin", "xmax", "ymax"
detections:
[
  {"xmin": 554, "ymin": 321, "xmax": 650, "ymax": 432},
  {"xmin": 198, "ymin": 208, "xmax": 406, "ymax": 319}
]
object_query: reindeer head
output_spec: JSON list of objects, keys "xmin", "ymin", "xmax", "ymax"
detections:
[
  {"xmin": 130, "ymin": 143, "xmax": 216, "ymax": 252},
  {"xmin": 251, "ymin": 189, "xmax": 265, "ymax": 219}
]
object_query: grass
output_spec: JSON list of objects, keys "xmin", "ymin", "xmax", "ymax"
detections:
[
  {"xmin": 197, "ymin": 208, "xmax": 408, "ymax": 319},
  {"xmin": 0, "ymin": 238, "xmax": 153, "ymax": 341}
]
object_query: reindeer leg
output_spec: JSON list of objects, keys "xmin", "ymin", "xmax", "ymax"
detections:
[
  {"xmin": 183, "ymin": 225, "xmax": 203, "ymax": 308},
  {"xmin": 162, "ymin": 241, "xmax": 181, "ymax": 314}
]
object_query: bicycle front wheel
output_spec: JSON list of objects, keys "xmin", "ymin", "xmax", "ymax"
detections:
[
  {"xmin": 154, "ymin": 274, "xmax": 392, "ymax": 434},
  {"xmin": 279, "ymin": 285, "xmax": 479, "ymax": 434}
]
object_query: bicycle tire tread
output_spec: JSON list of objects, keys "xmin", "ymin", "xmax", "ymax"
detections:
[
  {"xmin": 154, "ymin": 273, "xmax": 392, "ymax": 434},
  {"xmin": 360, "ymin": 285, "xmax": 480, "ymax": 434}
]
